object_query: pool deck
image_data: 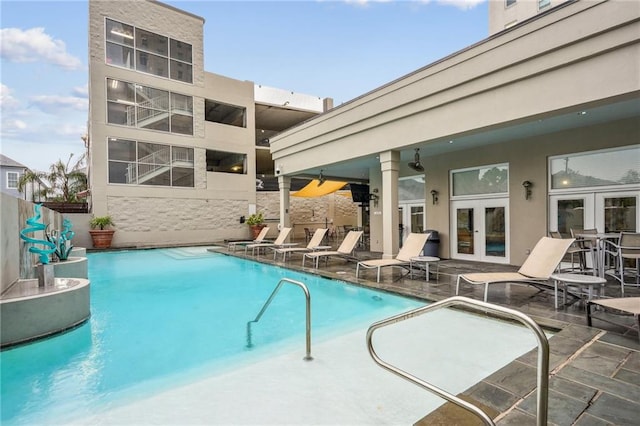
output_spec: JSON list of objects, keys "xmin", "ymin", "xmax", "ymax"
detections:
[{"xmin": 218, "ymin": 241, "xmax": 640, "ymax": 426}]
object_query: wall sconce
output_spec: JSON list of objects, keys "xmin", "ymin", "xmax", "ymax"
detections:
[
  {"xmin": 369, "ymin": 191, "xmax": 379, "ymax": 208},
  {"xmin": 522, "ymin": 180, "xmax": 533, "ymax": 200},
  {"xmin": 430, "ymin": 189, "xmax": 439, "ymax": 205}
]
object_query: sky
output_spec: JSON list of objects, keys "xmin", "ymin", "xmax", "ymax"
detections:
[{"xmin": 0, "ymin": 0, "xmax": 489, "ymax": 172}]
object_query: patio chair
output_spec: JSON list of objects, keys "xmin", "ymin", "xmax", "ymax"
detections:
[
  {"xmin": 550, "ymin": 231, "xmax": 589, "ymax": 272},
  {"xmin": 227, "ymin": 227, "xmax": 270, "ymax": 251},
  {"xmin": 456, "ymin": 236, "xmax": 575, "ymax": 302},
  {"xmin": 302, "ymin": 230, "xmax": 363, "ymax": 269},
  {"xmin": 587, "ymin": 297, "xmax": 640, "ymax": 342},
  {"xmin": 604, "ymin": 232, "xmax": 640, "ymax": 296},
  {"xmin": 355, "ymin": 233, "xmax": 430, "ymax": 282},
  {"xmin": 245, "ymin": 227, "xmax": 292, "ymax": 256},
  {"xmin": 273, "ymin": 228, "xmax": 328, "ymax": 261},
  {"xmin": 570, "ymin": 228, "xmax": 598, "ymax": 273}
]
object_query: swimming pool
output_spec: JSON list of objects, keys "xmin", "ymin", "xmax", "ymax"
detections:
[{"xmin": 1, "ymin": 247, "xmax": 540, "ymax": 425}]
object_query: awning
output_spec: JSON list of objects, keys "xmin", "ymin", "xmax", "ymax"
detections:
[{"xmin": 292, "ymin": 179, "xmax": 347, "ymax": 198}]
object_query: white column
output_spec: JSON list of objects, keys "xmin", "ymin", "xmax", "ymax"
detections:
[
  {"xmin": 380, "ymin": 151, "xmax": 400, "ymax": 259},
  {"xmin": 278, "ymin": 175, "xmax": 291, "ymax": 230}
]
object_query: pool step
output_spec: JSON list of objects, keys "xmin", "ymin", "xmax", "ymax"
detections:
[{"xmin": 415, "ymin": 394, "xmax": 499, "ymax": 426}]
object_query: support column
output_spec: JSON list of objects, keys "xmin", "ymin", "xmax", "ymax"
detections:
[
  {"xmin": 278, "ymin": 175, "xmax": 292, "ymax": 231},
  {"xmin": 380, "ymin": 151, "xmax": 400, "ymax": 259}
]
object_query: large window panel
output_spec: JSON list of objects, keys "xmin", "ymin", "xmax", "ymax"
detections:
[
  {"xmin": 550, "ymin": 146, "xmax": 640, "ymax": 190},
  {"xmin": 107, "ymin": 102, "xmax": 133, "ymax": 126},
  {"xmin": 108, "ymin": 138, "xmax": 194, "ymax": 187},
  {"xmin": 452, "ymin": 164, "xmax": 509, "ymax": 196},
  {"xmin": 105, "ymin": 19, "xmax": 192, "ymax": 84}
]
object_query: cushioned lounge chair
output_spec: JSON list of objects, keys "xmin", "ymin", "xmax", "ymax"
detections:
[
  {"xmin": 227, "ymin": 227, "xmax": 270, "ymax": 251},
  {"xmin": 356, "ymin": 233, "xmax": 430, "ymax": 282},
  {"xmin": 273, "ymin": 228, "xmax": 328, "ymax": 261},
  {"xmin": 456, "ymin": 236, "xmax": 575, "ymax": 302},
  {"xmin": 587, "ymin": 297, "xmax": 640, "ymax": 342},
  {"xmin": 245, "ymin": 227, "xmax": 292, "ymax": 256},
  {"xmin": 302, "ymin": 231, "xmax": 363, "ymax": 268}
]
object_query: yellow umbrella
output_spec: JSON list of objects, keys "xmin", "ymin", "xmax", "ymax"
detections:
[{"xmin": 292, "ymin": 179, "xmax": 347, "ymax": 198}]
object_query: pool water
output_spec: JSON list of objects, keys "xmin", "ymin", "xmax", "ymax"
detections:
[{"xmin": 0, "ymin": 248, "xmax": 424, "ymax": 424}]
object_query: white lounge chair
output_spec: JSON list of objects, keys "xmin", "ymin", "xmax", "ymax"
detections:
[
  {"xmin": 245, "ymin": 227, "xmax": 292, "ymax": 256},
  {"xmin": 273, "ymin": 228, "xmax": 328, "ymax": 261},
  {"xmin": 356, "ymin": 233, "xmax": 430, "ymax": 282},
  {"xmin": 302, "ymin": 231, "xmax": 363, "ymax": 268},
  {"xmin": 456, "ymin": 236, "xmax": 575, "ymax": 302},
  {"xmin": 587, "ymin": 297, "xmax": 640, "ymax": 342},
  {"xmin": 227, "ymin": 227, "xmax": 270, "ymax": 251}
]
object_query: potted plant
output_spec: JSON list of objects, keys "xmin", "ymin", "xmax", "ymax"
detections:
[
  {"xmin": 89, "ymin": 215, "xmax": 115, "ymax": 249},
  {"xmin": 245, "ymin": 212, "xmax": 265, "ymax": 239}
]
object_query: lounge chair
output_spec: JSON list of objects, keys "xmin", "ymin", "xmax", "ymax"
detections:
[
  {"xmin": 456, "ymin": 236, "xmax": 575, "ymax": 302},
  {"xmin": 587, "ymin": 297, "xmax": 640, "ymax": 342},
  {"xmin": 356, "ymin": 233, "xmax": 430, "ymax": 282},
  {"xmin": 302, "ymin": 230, "xmax": 363, "ymax": 268},
  {"xmin": 227, "ymin": 227, "xmax": 270, "ymax": 251},
  {"xmin": 273, "ymin": 228, "xmax": 328, "ymax": 261},
  {"xmin": 245, "ymin": 227, "xmax": 292, "ymax": 256}
]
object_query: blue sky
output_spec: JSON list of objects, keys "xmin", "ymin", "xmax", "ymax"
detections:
[{"xmin": 1, "ymin": 0, "xmax": 488, "ymax": 172}]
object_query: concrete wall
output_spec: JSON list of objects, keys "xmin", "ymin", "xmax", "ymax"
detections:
[
  {"xmin": 489, "ymin": 0, "xmax": 572, "ymax": 35},
  {"xmin": 1, "ymin": 194, "xmax": 69, "ymax": 292}
]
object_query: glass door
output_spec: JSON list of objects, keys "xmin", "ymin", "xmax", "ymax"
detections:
[
  {"xmin": 549, "ymin": 194, "xmax": 595, "ymax": 237},
  {"xmin": 451, "ymin": 198, "xmax": 509, "ymax": 263},
  {"xmin": 399, "ymin": 203, "xmax": 425, "ymax": 245},
  {"xmin": 596, "ymin": 191, "xmax": 638, "ymax": 233}
]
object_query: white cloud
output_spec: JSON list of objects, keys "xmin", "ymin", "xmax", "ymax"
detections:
[
  {"xmin": 0, "ymin": 27, "xmax": 83, "ymax": 70},
  {"xmin": 436, "ymin": 0, "xmax": 485, "ymax": 10},
  {"xmin": 73, "ymin": 84, "xmax": 89, "ymax": 98},
  {"xmin": 29, "ymin": 95, "xmax": 88, "ymax": 113},
  {"xmin": 0, "ymin": 84, "xmax": 21, "ymax": 109}
]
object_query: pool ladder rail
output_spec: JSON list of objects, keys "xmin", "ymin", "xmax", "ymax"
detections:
[
  {"xmin": 366, "ymin": 296, "xmax": 550, "ymax": 426},
  {"xmin": 246, "ymin": 278, "xmax": 313, "ymax": 361}
]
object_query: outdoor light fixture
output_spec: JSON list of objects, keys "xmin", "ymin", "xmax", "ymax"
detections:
[
  {"xmin": 430, "ymin": 189, "xmax": 439, "ymax": 205},
  {"xmin": 522, "ymin": 180, "xmax": 533, "ymax": 200},
  {"xmin": 369, "ymin": 191, "xmax": 379, "ymax": 208},
  {"xmin": 317, "ymin": 170, "xmax": 326, "ymax": 187},
  {"xmin": 408, "ymin": 148, "xmax": 425, "ymax": 172}
]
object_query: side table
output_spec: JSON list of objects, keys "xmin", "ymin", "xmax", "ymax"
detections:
[
  {"xmin": 551, "ymin": 273, "xmax": 607, "ymax": 309},
  {"xmin": 410, "ymin": 256, "xmax": 440, "ymax": 282}
]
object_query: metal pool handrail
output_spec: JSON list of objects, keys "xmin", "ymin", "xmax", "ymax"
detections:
[
  {"xmin": 246, "ymin": 278, "xmax": 313, "ymax": 361},
  {"xmin": 366, "ymin": 296, "xmax": 549, "ymax": 426}
]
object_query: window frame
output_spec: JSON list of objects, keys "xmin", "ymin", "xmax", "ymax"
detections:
[
  {"xmin": 450, "ymin": 163, "xmax": 510, "ymax": 199},
  {"xmin": 6, "ymin": 171, "xmax": 19, "ymax": 189}
]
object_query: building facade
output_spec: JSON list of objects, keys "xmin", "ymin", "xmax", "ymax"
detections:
[
  {"xmin": 270, "ymin": 0, "xmax": 640, "ymax": 265},
  {"xmin": 87, "ymin": 0, "xmax": 332, "ymax": 248},
  {"xmin": 488, "ymin": 0, "xmax": 572, "ymax": 34}
]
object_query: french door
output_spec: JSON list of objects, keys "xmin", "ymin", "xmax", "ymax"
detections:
[
  {"xmin": 450, "ymin": 198, "xmax": 509, "ymax": 263},
  {"xmin": 398, "ymin": 203, "xmax": 425, "ymax": 245},
  {"xmin": 550, "ymin": 190, "xmax": 638, "ymax": 235}
]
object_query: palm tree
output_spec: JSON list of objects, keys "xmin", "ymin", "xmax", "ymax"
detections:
[{"xmin": 18, "ymin": 153, "xmax": 88, "ymax": 203}]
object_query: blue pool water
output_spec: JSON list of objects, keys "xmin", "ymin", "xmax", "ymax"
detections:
[{"xmin": 0, "ymin": 248, "xmax": 424, "ymax": 424}]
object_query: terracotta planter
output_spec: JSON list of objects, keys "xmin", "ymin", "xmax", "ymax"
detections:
[
  {"xmin": 89, "ymin": 229, "xmax": 115, "ymax": 249},
  {"xmin": 249, "ymin": 225, "xmax": 266, "ymax": 239}
]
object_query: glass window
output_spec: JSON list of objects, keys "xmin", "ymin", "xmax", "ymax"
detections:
[
  {"xmin": 206, "ymin": 150, "xmax": 247, "ymax": 174},
  {"xmin": 170, "ymin": 93, "xmax": 193, "ymax": 135},
  {"xmin": 204, "ymin": 100, "xmax": 246, "ymax": 127},
  {"xmin": 7, "ymin": 172, "xmax": 19, "ymax": 189},
  {"xmin": 557, "ymin": 199, "xmax": 584, "ymax": 237},
  {"xmin": 108, "ymin": 138, "xmax": 194, "ymax": 187},
  {"xmin": 107, "ymin": 79, "xmax": 192, "ymax": 135},
  {"xmin": 105, "ymin": 19, "xmax": 192, "ymax": 84},
  {"xmin": 399, "ymin": 176, "xmax": 425, "ymax": 201},
  {"xmin": 485, "ymin": 207, "xmax": 506, "ymax": 257},
  {"xmin": 106, "ymin": 19, "xmax": 134, "ymax": 46},
  {"xmin": 538, "ymin": 0, "xmax": 550, "ymax": 9},
  {"xmin": 136, "ymin": 51, "xmax": 168, "ymax": 78},
  {"xmin": 106, "ymin": 43, "xmax": 134, "ymax": 69},
  {"xmin": 452, "ymin": 164, "xmax": 509, "ymax": 196},
  {"xmin": 506, "ymin": 0, "xmax": 516, "ymax": 6},
  {"xmin": 604, "ymin": 196, "xmax": 637, "ymax": 233},
  {"xmin": 135, "ymin": 28, "xmax": 167, "ymax": 56},
  {"xmin": 550, "ymin": 146, "xmax": 640, "ymax": 190}
]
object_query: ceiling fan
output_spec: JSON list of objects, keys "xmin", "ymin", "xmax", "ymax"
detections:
[{"xmin": 408, "ymin": 148, "xmax": 425, "ymax": 172}]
